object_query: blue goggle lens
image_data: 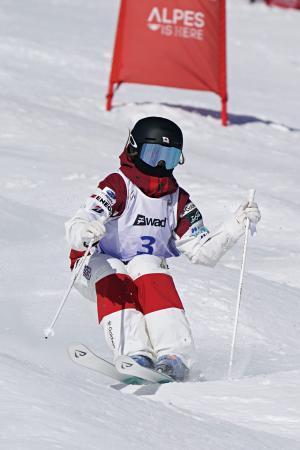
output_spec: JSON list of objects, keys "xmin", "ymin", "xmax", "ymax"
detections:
[{"xmin": 139, "ymin": 144, "xmax": 181, "ymax": 170}]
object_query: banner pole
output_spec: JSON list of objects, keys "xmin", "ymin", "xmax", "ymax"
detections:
[
  {"xmin": 105, "ymin": 0, "xmax": 127, "ymax": 111},
  {"xmin": 221, "ymin": 98, "xmax": 228, "ymax": 126},
  {"xmin": 220, "ymin": 0, "xmax": 228, "ymax": 126}
]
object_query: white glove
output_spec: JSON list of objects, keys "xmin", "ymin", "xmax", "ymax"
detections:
[
  {"xmin": 235, "ymin": 201, "xmax": 261, "ymax": 226},
  {"xmin": 80, "ymin": 220, "xmax": 106, "ymax": 248}
]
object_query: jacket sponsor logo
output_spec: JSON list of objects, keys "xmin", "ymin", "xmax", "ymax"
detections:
[
  {"xmin": 91, "ymin": 194, "xmax": 112, "ymax": 213},
  {"xmin": 186, "ymin": 209, "xmax": 202, "ymax": 225},
  {"xmin": 92, "ymin": 205, "xmax": 104, "ymax": 214},
  {"xmin": 147, "ymin": 6, "xmax": 205, "ymax": 41},
  {"xmin": 190, "ymin": 225, "xmax": 209, "ymax": 239},
  {"xmin": 180, "ymin": 201, "xmax": 197, "ymax": 218},
  {"xmin": 102, "ymin": 187, "xmax": 116, "ymax": 204},
  {"xmin": 83, "ymin": 265, "xmax": 92, "ymax": 280},
  {"xmin": 133, "ymin": 214, "xmax": 166, "ymax": 227}
]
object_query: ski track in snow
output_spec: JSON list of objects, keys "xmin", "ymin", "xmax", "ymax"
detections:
[{"xmin": 0, "ymin": 0, "xmax": 300, "ymax": 449}]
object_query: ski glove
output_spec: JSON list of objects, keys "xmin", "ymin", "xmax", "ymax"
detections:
[
  {"xmin": 235, "ymin": 201, "xmax": 261, "ymax": 226},
  {"xmin": 80, "ymin": 220, "xmax": 106, "ymax": 248}
]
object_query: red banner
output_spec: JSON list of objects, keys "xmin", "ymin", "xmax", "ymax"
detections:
[
  {"xmin": 106, "ymin": 0, "xmax": 227, "ymax": 125},
  {"xmin": 265, "ymin": 0, "xmax": 300, "ymax": 8}
]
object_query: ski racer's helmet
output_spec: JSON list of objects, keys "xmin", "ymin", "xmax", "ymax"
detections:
[{"xmin": 126, "ymin": 116, "xmax": 184, "ymax": 177}]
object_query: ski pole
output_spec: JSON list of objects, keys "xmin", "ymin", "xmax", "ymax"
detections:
[
  {"xmin": 228, "ymin": 189, "xmax": 256, "ymax": 379},
  {"xmin": 44, "ymin": 240, "xmax": 94, "ymax": 339}
]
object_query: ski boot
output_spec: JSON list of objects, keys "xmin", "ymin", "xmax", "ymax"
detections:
[
  {"xmin": 156, "ymin": 355, "xmax": 187, "ymax": 381},
  {"xmin": 131, "ymin": 354, "xmax": 154, "ymax": 369}
]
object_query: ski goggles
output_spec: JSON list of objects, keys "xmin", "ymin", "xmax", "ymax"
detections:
[{"xmin": 139, "ymin": 143, "xmax": 182, "ymax": 170}]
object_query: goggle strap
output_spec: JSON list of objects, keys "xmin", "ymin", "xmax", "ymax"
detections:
[
  {"xmin": 179, "ymin": 152, "xmax": 185, "ymax": 165},
  {"xmin": 126, "ymin": 130, "xmax": 139, "ymax": 156}
]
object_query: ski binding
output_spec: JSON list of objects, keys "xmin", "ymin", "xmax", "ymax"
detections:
[{"xmin": 115, "ymin": 355, "xmax": 173, "ymax": 384}]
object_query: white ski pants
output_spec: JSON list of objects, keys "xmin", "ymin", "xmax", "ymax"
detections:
[{"xmin": 74, "ymin": 253, "xmax": 195, "ymax": 367}]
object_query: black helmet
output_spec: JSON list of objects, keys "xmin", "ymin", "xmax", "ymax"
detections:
[{"xmin": 126, "ymin": 116, "xmax": 184, "ymax": 177}]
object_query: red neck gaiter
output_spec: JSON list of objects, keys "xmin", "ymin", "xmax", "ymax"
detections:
[{"xmin": 119, "ymin": 150, "xmax": 178, "ymax": 198}]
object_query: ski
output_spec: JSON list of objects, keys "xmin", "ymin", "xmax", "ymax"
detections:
[
  {"xmin": 115, "ymin": 355, "xmax": 173, "ymax": 384},
  {"xmin": 68, "ymin": 343, "xmax": 145, "ymax": 384}
]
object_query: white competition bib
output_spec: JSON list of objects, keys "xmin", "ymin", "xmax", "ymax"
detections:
[{"xmin": 98, "ymin": 172, "xmax": 179, "ymax": 261}]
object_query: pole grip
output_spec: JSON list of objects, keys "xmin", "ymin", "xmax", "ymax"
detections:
[{"xmin": 248, "ymin": 189, "xmax": 256, "ymax": 203}]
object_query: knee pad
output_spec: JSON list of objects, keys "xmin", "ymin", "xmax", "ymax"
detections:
[{"xmin": 127, "ymin": 254, "xmax": 169, "ymax": 280}]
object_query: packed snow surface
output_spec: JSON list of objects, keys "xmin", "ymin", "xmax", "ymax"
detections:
[{"xmin": 0, "ymin": 0, "xmax": 300, "ymax": 449}]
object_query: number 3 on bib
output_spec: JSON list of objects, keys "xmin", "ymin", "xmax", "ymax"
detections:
[{"xmin": 137, "ymin": 236, "xmax": 156, "ymax": 255}]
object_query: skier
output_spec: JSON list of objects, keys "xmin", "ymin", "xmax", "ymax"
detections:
[{"xmin": 65, "ymin": 116, "xmax": 261, "ymax": 381}]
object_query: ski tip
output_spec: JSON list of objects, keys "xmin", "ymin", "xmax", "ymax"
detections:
[{"xmin": 68, "ymin": 343, "xmax": 88, "ymax": 359}]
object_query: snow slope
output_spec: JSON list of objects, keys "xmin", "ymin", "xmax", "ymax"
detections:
[{"xmin": 0, "ymin": 0, "xmax": 300, "ymax": 449}]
